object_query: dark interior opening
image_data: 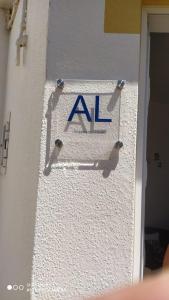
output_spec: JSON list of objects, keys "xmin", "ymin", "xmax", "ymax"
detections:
[{"xmin": 144, "ymin": 33, "xmax": 169, "ymax": 275}]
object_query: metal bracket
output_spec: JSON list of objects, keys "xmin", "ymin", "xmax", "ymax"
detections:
[
  {"xmin": 117, "ymin": 80, "xmax": 126, "ymax": 90},
  {"xmin": 0, "ymin": 113, "xmax": 11, "ymax": 175},
  {"xmin": 115, "ymin": 141, "xmax": 123, "ymax": 149},
  {"xmin": 57, "ymin": 79, "xmax": 64, "ymax": 89}
]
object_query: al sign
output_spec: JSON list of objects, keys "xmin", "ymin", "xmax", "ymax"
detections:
[
  {"xmin": 68, "ymin": 95, "xmax": 112, "ymax": 123},
  {"xmin": 48, "ymin": 80, "xmax": 121, "ymax": 162}
]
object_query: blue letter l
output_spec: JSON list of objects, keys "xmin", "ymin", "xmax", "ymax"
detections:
[{"xmin": 95, "ymin": 96, "xmax": 112, "ymax": 123}]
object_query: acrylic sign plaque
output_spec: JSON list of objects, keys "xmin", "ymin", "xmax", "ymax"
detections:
[{"xmin": 46, "ymin": 80, "xmax": 121, "ymax": 162}]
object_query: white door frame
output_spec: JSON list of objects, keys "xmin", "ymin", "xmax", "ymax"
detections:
[{"xmin": 134, "ymin": 6, "xmax": 169, "ymax": 282}]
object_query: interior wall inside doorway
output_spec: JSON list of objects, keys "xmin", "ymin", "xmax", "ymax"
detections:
[{"xmin": 145, "ymin": 33, "xmax": 169, "ymax": 230}]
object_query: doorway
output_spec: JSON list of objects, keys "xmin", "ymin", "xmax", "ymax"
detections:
[{"xmin": 144, "ymin": 14, "xmax": 169, "ymax": 276}]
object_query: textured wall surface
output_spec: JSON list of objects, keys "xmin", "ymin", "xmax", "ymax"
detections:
[
  {"xmin": 0, "ymin": 1, "xmax": 49, "ymax": 299},
  {"xmin": 0, "ymin": 0, "xmax": 140, "ymax": 299},
  {"xmin": 32, "ymin": 1, "xmax": 140, "ymax": 299}
]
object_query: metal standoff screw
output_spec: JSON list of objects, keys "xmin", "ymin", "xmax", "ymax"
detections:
[
  {"xmin": 117, "ymin": 80, "xmax": 126, "ymax": 90},
  {"xmin": 115, "ymin": 141, "xmax": 123, "ymax": 149},
  {"xmin": 57, "ymin": 79, "xmax": 64, "ymax": 89},
  {"xmin": 55, "ymin": 139, "xmax": 63, "ymax": 149}
]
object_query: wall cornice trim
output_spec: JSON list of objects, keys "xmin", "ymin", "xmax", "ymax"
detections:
[{"xmin": 0, "ymin": 0, "xmax": 14, "ymax": 9}]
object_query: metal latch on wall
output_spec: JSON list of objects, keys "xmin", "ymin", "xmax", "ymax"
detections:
[
  {"xmin": 0, "ymin": 114, "xmax": 11, "ymax": 175},
  {"xmin": 16, "ymin": 0, "xmax": 28, "ymax": 66}
]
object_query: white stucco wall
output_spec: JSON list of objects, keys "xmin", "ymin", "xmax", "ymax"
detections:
[
  {"xmin": 0, "ymin": 1, "xmax": 140, "ymax": 299},
  {"xmin": 0, "ymin": 1, "xmax": 49, "ymax": 299},
  {"xmin": 32, "ymin": 1, "xmax": 140, "ymax": 300}
]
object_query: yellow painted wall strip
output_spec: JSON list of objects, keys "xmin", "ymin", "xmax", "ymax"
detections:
[
  {"xmin": 104, "ymin": 0, "xmax": 142, "ymax": 34},
  {"xmin": 104, "ymin": 0, "xmax": 169, "ymax": 34}
]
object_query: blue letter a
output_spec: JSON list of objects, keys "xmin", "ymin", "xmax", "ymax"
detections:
[{"xmin": 68, "ymin": 95, "xmax": 92, "ymax": 122}]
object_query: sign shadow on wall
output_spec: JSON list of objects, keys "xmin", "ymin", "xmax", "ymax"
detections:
[{"xmin": 43, "ymin": 83, "xmax": 122, "ymax": 178}]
